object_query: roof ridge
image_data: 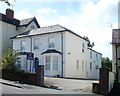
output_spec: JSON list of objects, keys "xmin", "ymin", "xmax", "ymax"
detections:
[{"xmin": 20, "ymin": 17, "xmax": 34, "ymax": 21}]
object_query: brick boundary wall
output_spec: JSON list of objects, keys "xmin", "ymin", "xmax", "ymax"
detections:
[{"xmin": 0, "ymin": 65, "xmax": 44, "ymax": 86}]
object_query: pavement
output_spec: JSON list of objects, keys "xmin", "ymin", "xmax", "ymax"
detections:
[{"xmin": 0, "ymin": 78, "xmax": 102, "ymax": 95}]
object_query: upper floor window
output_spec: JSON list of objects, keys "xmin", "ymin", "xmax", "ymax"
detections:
[
  {"xmin": 48, "ymin": 36, "xmax": 55, "ymax": 48},
  {"xmin": 21, "ymin": 40, "xmax": 25, "ymax": 51},
  {"xmin": 90, "ymin": 51, "xmax": 92, "ymax": 58},
  {"xmin": 31, "ymin": 25, "xmax": 35, "ymax": 29},
  {"xmin": 82, "ymin": 43, "xmax": 85, "ymax": 52},
  {"xmin": 34, "ymin": 38, "xmax": 39, "ymax": 49},
  {"xmin": 96, "ymin": 54, "xmax": 98, "ymax": 61}
]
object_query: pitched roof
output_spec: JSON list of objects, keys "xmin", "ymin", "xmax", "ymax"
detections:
[
  {"xmin": 11, "ymin": 24, "xmax": 66, "ymax": 39},
  {"xmin": 0, "ymin": 13, "xmax": 20, "ymax": 26},
  {"xmin": 11, "ymin": 24, "xmax": 88, "ymax": 42},
  {"xmin": 0, "ymin": 13, "xmax": 40, "ymax": 28},
  {"xmin": 19, "ymin": 17, "xmax": 40, "ymax": 28}
]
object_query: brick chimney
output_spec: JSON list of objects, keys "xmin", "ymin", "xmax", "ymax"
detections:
[{"xmin": 6, "ymin": 9, "xmax": 14, "ymax": 19}]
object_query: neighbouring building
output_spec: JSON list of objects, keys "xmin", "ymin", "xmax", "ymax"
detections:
[
  {"xmin": 11, "ymin": 24, "xmax": 102, "ymax": 79},
  {"xmin": 0, "ymin": 9, "xmax": 40, "ymax": 61},
  {"xmin": 112, "ymin": 29, "xmax": 120, "ymax": 80}
]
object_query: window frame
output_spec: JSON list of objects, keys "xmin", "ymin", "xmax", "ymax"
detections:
[
  {"xmin": 34, "ymin": 38, "xmax": 39, "ymax": 50},
  {"xmin": 45, "ymin": 56, "xmax": 51, "ymax": 70},
  {"xmin": 48, "ymin": 36, "xmax": 55, "ymax": 48},
  {"xmin": 53, "ymin": 56, "xmax": 58, "ymax": 71},
  {"xmin": 20, "ymin": 40, "xmax": 25, "ymax": 51}
]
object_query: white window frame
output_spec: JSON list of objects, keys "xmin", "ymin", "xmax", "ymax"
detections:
[
  {"xmin": 48, "ymin": 36, "xmax": 55, "ymax": 48},
  {"xmin": 34, "ymin": 38, "xmax": 39, "ymax": 50},
  {"xmin": 90, "ymin": 62, "xmax": 92, "ymax": 70},
  {"xmin": 45, "ymin": 56, "xmax": 51, "ymax": 70},
  {"xmin": 90, "ymin": 51, "xmax": 92, "ymax": 58},
  {"xmin": 20, "ymin": 40, "xmax": 25, "ymax": 51},
  {"xmin": 76, "ymin": 60, "xmax": 79, "ymax": 69},
  {"xmin": 53, "ymin": 56, "xmax": 58, "ymax": 71},
  {"xmin": 82, "ymin": 60, "xmax": 84, "ymax": 70},
  {"xmin": 82, "ymin": 43, "xmax": 85, "ymax": 52}
]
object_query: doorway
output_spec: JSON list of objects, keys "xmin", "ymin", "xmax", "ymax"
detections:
[{"xmin": 34, "ymin": 57, "xmax": 39, "ymax": 72}]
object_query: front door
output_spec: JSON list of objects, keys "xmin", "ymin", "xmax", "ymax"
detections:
[{"xmin": 34, "ymin": 58, "xmax": 39, "ymax": 72}]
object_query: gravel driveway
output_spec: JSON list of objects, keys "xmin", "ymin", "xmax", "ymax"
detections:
[{"xmin": 44, "ymin": 77, "xmax": 99, "ymax": 93}]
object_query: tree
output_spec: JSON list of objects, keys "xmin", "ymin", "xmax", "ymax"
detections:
[
  {"xmin": 102, "ymin": 57, "xmax": 112, "ymax": 71},
  {"xmin": 0, "ymin": 48, "xmax": 20, "ymax": 71},
  {"xmin": 83, "ymin": 36, "xmax": 95, "ymax": 49},
  {"xmin": 0, "ymin": 0, "xmax": 15, "ymax": 6}
]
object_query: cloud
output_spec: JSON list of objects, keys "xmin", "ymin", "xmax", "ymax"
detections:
[
  {"xmin": 15, "ymin": 8, "xmax": 33, "ymax": 20},
  {"xmin": 36, "ymin": 8, "xmax": 57, "ymax": 15},
  {"xmin": 14, "ymin": 0, "xmax": 119, "ymax": 59}
]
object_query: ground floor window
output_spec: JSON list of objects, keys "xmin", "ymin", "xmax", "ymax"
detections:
[
  {"xmin": 16, "ymin": 58, "xmax": 21, "ymax": 67},
  {"xmin": 53, "ymin": 56, "xmax": 58, "ymax": 71},
  {"xmin": 45, "ymin": 56, "xmax": 51, "ymax": 70},
  {"xmin": 44, "ymin": 55, "xmax": 59, "ymax": 71}
]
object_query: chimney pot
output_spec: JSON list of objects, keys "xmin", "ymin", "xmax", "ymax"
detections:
[{"xmin": 6, "ymin": 9, "xmax": 14, "ymax": 19}]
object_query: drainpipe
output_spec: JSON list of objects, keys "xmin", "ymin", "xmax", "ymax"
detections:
[
  {"xmin": 29, "ymin": 36, "xmax": 32, "ymax": 72},
  {"xmin": 116, "ymin": 45, "xmax": 118, "ymax": 80},
  {"xmin": 61, "ymin": 32, "xmax": 64, "ymax": 77}
]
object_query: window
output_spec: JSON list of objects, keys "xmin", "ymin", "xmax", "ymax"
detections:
[
  {"xmin": 23, "ymin": 57, "xmax": 27, "ymax": 70},
  {"xmin": 53, "ymin": 56, "xmax": 58, "ymax": 70},
  {"xmin": 96, "ymin": 65, "xmax": 99, "ymax": 69},
  {"xmin": 90, "ymin": 51, "xmax": 92, "ymax": 58},
  {"xmin": 90, "ymin": 62, "xmax": 92, "ymax": 69},
  {"xmin": 16, "ymin": 58, "xmax": 21, "ymax": 67},
  {"xmin": 31, "ymin": 25, "xmax": 35, "ymax": 29},
  {"xmin": 82, "ymin": 43, "xmax": 85, "ymax": 52},
  {"xmin": 76, "ymin": 60, "xmax": 79, "ymax": 69},
  {"xmin": 21, "ymin": 40, "xmax": 25, "ymax": 51},
  {"xmin": 48, "ymin": 37, "xmax": 55, "ymax": 48},
  {"xmin": 34, "ymin": 38, "xmax": 39, "ymax": 49},
  {"xmin": 45, "ymin": 56, "xmax": 51, "ymax": 70},
  {"xmin": 96, "ymin": 54, "xmax": 98, "ymax": 61},
  {"xmin": 82, "ymin": 60, "xmax": 84, "ymax": 70}
]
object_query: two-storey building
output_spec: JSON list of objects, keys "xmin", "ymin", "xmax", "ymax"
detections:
[
  {"xmin": 11, "ymin": 24, "xmax": 102, "ymax": 79},
  {"xmin": 0, "ymin": 9, "xmax": 40, "ymax": 61}
]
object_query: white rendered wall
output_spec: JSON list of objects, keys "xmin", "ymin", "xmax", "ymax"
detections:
[{"xmin": 64, "ymin": 31, "xmax": 89, "ymax": 78}]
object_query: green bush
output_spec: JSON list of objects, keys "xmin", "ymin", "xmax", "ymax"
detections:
[{"xmin": 0, "ymin": 48, "xmax": 21, "ymax": 72}]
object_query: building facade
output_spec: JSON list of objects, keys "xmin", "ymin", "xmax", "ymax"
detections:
[
  {"xmin": 112, "ymin": 29, "xmax": 120, "ymax": 80},
  {"xmin": 12, "ymin": 24, "xmax": 102, "ymax": 79},
  {"xmin": 0, "ymin": 9, "xmax": 40, "ymax": 61}
]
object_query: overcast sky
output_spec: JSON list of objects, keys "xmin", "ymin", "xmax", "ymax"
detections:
[{"xmin": 0, "ymin": 0, "xmax": 119, "ymax": 59}]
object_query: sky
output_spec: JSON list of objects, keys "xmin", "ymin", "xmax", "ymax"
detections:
[{"xmin": 0, "ymin": 0, "xmax": 119, "ymax": 59}]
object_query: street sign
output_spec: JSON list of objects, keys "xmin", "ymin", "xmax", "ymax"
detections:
[{"xmin": 27, "ymin": 53, "xmax": 34, "ymax": 60}]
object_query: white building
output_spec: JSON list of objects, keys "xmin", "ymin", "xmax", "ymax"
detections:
[
  {"xmin": 0, "ymin": 9, "xmax": 40, "ymax": 61},
  {"xmin": 11, "ymin": 24, "xmax": 102, "ymax": 79}
]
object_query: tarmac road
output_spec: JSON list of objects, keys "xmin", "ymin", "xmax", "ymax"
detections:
[{"xmin": 44, "ymin": 77, "xmax": 99, "ymax": 93}]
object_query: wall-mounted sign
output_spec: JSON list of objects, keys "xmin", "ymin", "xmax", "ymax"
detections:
[{"xmin": 27, "ymin": 53, "xmax": 34, "ymax": 60}]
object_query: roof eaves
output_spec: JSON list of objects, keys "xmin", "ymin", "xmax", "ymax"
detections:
[
  {"xmin": 66, "ymin": 29, "xmax": 89, "ymax": 42},
  {"xmin": 11, "ymin": 29, "xmax": 67, "ymax": 39},
  {"xmin": 88, "ymin": 48, "xmax": 102, "ymax": 55}
]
